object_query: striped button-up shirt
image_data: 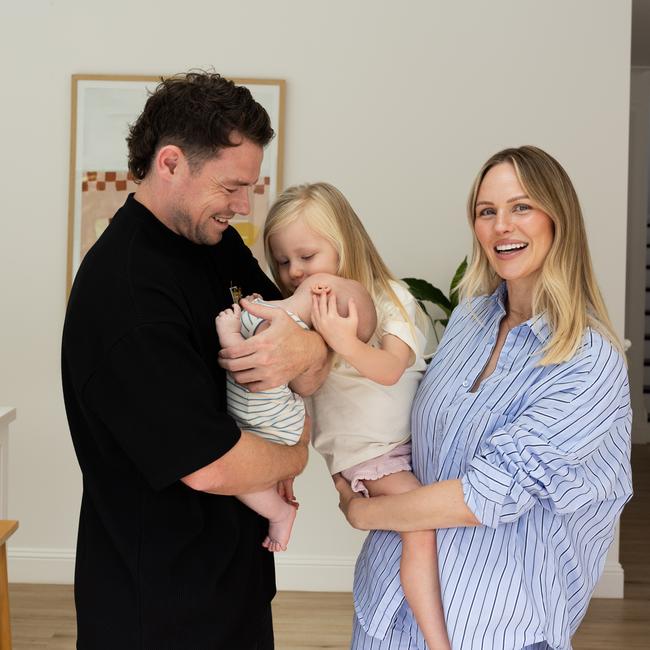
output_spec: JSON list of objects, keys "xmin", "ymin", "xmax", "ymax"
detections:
[{"xmin": 353, "ymin": 283, "xmax": 632, "ymax": 650}]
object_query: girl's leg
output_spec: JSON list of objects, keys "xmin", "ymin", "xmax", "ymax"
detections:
[
  {"xmin": 365, "ymin": 472, "xmax": 450, "ymax": 650},
  {"xmin": 237, "ymin": 487, "xmax": 297, "ymax": 552}
]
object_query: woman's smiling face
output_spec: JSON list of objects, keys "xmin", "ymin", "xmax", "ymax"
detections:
[{"xmin": 473, "ymin": 162, "xmax": 554, "ymax": 291}]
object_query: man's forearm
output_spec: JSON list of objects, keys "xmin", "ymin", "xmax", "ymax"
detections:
[
  {"xmin": 289, "ymin": 331, "xmax": 330, "ymax": 396},
  {"xmin": 182, "ymin": 430, "xmax": 308, "ymax": 495}
]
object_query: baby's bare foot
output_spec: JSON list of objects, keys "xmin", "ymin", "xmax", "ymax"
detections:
[
  {"xmin": 261, "ymin": 501, "xmax": 297, "ymax": 552},
  {"xmin": 215, "ymin": 304, "xmax": 242, "ymax": 345}
]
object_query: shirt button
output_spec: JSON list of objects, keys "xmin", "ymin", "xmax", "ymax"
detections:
[{"xmin": 462, "ymin": 380, "xmax": 469, "ymax": 387}]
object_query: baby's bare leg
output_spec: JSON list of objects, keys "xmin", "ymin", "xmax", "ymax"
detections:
[
  {"xmin": 365, "ymin": 472, "xmax": 450, "ymax": 650},
  {"xmin": 237, "ymin": 488, "xmax": 297, "ymax": 553}
]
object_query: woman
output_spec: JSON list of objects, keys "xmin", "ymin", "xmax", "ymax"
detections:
[{"xmin": 335, "ymin": 145, "xmax": 633, "ymax": 650}]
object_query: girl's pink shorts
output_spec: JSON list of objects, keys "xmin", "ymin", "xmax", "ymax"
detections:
[{"xmin": 340, "ymin": 442, "xmax": 412, "ymax": 497}]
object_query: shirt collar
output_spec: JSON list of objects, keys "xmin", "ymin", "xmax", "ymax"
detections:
[{"xmin": 489, "ymin": 282, "xmax": 552, "ymax": 346}]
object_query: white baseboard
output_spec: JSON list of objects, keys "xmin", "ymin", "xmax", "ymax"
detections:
[
  {"xmin": 8, "ymin": 547, "xmax": 75, "ymax": 584},
  {"xmin": 591, "ymin": 562, "xmax": 625, "ymax": 598},
  {"xmin": 7, "ymin": 548, "xmax": 625, "ymax": 599},
  {"xmin": 275, "ymin": 554, "xmax": 356, "ymax": 591}
]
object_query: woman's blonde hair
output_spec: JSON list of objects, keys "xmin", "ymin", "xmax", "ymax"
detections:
[
  {"xmin": 263, "ymin": 182, "xmax": 413, "ymax": 328},
  {"xmin": 460, "ymin": 145, "xmax": 622, "ymax": 365}
]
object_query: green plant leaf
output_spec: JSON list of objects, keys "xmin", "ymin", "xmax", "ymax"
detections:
[
  {"xmin": 402, "ymin": 277, "xmax": 452, "ymax": 315},
  {"xmin": 449, "ymin": 257, "xmax": 468, "ymax": 309}
]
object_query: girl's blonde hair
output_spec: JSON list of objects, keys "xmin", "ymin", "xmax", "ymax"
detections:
[
  {"xmin": 459, "ymin": 145, "xmax": 622, "ymax": 365},
  {"xmin": 263, "ymin": 182, "xmax": 413, "ymax": 328}
]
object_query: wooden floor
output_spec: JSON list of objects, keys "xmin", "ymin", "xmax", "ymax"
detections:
[{"xmin": 8, "ymin": 445, "xmax": 649, "ymax": 649}]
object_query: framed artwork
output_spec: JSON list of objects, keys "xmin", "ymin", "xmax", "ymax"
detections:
[{"xmin": 66, "ymin": 74, "xmax": 285, "ymax": 292}]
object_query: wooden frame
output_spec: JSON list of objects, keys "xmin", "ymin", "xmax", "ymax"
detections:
[{"xmin": 66, "ymin": 74, "xmax": 285, "ymax": 294}]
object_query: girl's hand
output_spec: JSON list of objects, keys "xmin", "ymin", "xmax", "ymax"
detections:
[
  {"xmin": 332, "ymin": 473, "xmax": 366, "ymax": 529},
  {"xmin": 311, "ymin": 291, "xmax": 359, "ymax": 355}
]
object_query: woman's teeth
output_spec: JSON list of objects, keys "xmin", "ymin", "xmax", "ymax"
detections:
[{"xmin": 495, "ymin": 243, "xmax": 527, "ymax": 252}]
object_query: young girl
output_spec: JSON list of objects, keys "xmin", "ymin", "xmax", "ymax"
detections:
[{"xmin": 263, "ymin": 182, "xmax": 450, "ymax": 650}]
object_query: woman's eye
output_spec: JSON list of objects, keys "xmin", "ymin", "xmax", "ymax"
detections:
[
  {"xmin": 514, "ymin": 203, "xmax": 531, "ymax": 212},
  {"xmin": 301, "ymin": 254, "xmax": 314, "ymax": 261},
  {"xmin": 477, "ymin": 208, "xmax": 495, "ymax": 218}
]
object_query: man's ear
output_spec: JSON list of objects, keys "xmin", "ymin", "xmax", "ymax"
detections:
[{"xmin": 154, "ymin": 144, "xmax": 185, "ymax": 180}]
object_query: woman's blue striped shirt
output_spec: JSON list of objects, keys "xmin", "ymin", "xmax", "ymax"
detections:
[{"xmin": 352, "ymin": 283, "xmax": 633, "ymax": 650}]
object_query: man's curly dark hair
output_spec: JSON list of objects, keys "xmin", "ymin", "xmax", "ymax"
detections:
[{"xmin": 127, "ymin": 71, "xmax": 274, "ymax": 181}]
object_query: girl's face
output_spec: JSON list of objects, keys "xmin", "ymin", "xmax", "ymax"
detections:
[
  {"xmin": 474, "ymin": 162, "xmax": 554, "ymax": 294},
  {"xmin": 269, "ymin": 217, "xmax": 340, "ymax": 293}
]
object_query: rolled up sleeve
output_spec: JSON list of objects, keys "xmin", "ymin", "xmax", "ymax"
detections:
[{"xmin": 462, "ymin": 340, "xmax": 632, "ymax": 528}]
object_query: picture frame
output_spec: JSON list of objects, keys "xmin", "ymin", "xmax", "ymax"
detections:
[{"xmin": 66, "ymin": 74, "xmax": 285, "ymax": 293}]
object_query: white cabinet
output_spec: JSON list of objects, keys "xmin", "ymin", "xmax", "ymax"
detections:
[{"xmin": 0, "ymin": 408, "xmax": 16, "ymax": 519}]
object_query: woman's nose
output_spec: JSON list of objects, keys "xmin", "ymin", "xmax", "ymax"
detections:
[{"xmin": 494, "ymin": 210, "xmax": 514, "ymax": 232}]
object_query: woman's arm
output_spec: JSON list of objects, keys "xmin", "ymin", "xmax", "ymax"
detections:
[{"xmin": 334, "ymin": 474, "xmax": 480, "ymax": 531}]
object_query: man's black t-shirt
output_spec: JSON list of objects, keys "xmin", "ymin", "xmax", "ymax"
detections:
[{"xmin": 62, "ymin": 195, "xmax": 281, "ymax": 649}]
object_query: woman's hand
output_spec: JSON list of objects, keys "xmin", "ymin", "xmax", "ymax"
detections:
[
  {"xmin": 332, "ymin": 473, "xmax": 366, "ymax": 529},
  {"xmin": 333, "ymin": 475, "xmax": 480, "ymax": 532}
]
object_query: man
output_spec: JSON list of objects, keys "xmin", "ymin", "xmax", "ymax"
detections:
[{"xmin": 62, "ymin": 71, "xmax": 327, "ymax": 649}]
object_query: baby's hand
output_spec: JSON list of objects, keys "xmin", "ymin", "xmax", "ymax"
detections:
[{"xmin": 242, "ymin": 292, "xmax": 263, "ymax": 303}]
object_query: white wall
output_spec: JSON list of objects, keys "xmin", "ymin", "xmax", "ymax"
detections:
[{"xmin": 0, "ymin": 0, "xmax": 632, "ymax": 595}]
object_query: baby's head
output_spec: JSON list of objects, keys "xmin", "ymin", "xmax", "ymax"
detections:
[{"xmin": 293, "ymin": 273, "xmax": 377, "ymax": 343}]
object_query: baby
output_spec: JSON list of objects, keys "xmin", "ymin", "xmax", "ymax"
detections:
[{"xmin": 216, "ymin": 272, "xmax": 376, "ymax": 552}]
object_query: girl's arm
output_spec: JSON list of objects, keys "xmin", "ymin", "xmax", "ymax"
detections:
[
  {"xmin": 311, "ymin": 292, "xmax": 412, "ymax": 385},
  {"xmin": 334, "ymin": 474, "xmax": 480, "ymax": 531},
  {"xmin": 336, "ymin": 333, "xmax": 411, "ymax": 386}
]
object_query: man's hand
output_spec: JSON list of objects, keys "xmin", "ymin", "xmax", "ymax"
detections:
[
  {"xmin": 219, "ymin": 298, "xmax": 326, "ymax": 392},
  {"xmin": 278, "ymin": 478, "xmax": 299, "ymax": 508}
]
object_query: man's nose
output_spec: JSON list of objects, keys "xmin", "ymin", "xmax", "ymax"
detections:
[{"xmin": 232, "ymin": 187, "xmax": 251, "ymax": 216}]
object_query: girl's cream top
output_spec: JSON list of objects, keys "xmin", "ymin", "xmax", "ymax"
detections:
[{"xmin": 309, "ymin": 281, "xmax": 428, "ymax": 474}]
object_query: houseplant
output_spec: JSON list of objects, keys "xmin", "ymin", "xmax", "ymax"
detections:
[{"xmin": 402, "ymin": 257, "xmax": 467, "ymax": 342}]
